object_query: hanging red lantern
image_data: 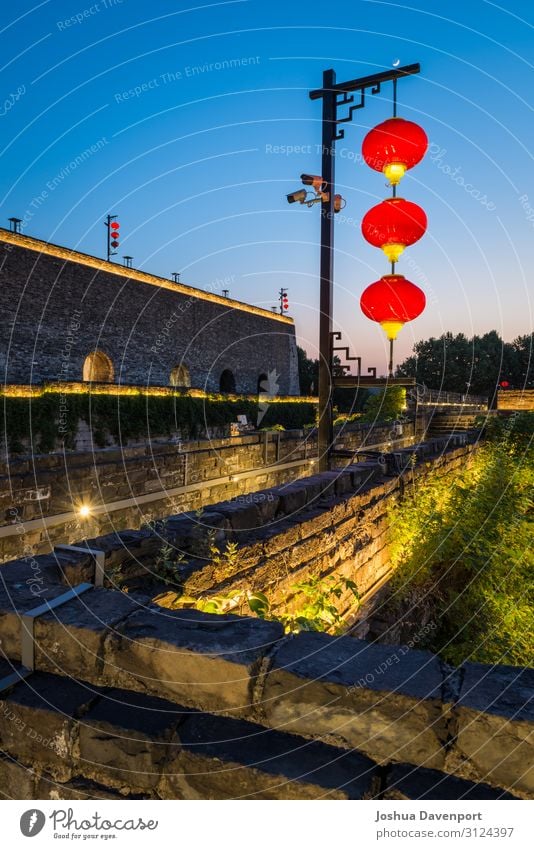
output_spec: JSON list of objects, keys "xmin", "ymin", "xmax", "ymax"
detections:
[
  {"xmin": 362, "ymin": 117, "xmax": 428, "ymax": 186},
  {"xmin": 360, "ymin": 274, "xmax": 426, "ymax": 340},
  {"xmin": 361, "ymin": 197, "xmax": 427, "ymax": 262}
]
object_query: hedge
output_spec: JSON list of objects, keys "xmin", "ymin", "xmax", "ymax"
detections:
[{"xmin": 0, "ymin": 393, "xmax": 317, "ymax": 453}]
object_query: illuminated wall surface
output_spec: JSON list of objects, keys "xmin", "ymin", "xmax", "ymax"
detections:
[{"xmin": 0, "ymin": 230, "xmax": 300, "ymax": 395}]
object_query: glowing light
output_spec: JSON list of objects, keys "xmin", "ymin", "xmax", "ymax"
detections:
[
  {"xmin": 362, "ymin": 118, "xmax": 428, "ymax": 186},
  {"xmin": 384, "ymin": 162, "xmax": 407, "ymax": 186},
  {"xmin": 361, "ymin": 197, "xmax": 427, "ymax": 262},
  {"xmin": 78, "ymin": 504, "xmax": 92, "ymax": 518},
  {"xmin": 360, "ymin": 274, "xmax": 426, "ymax": 341}
]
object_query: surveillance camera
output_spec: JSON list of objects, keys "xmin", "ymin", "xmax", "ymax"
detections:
[
  {"xmin": 301, "ymin": 174, "xmax": 326, "ymax": 192},
  {"xmin": 286, "ymin": 189, "xmax": 307, "ymax": 204}
]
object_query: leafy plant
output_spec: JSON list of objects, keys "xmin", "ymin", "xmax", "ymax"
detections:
[
  {"xmin": 168, "ymin": 574, "xmax": 360, "ymax": 635},
  {"xmin": 360, "ymin": 387, "xmax": 406, "ymax": 423},
  {"xmin": 209, "ymin": 539, "xmax": 240, "ymax": 579},
  {"xmin": 0, "ymin": 392, "xmax": 317, "ymax": 453},
  {"xmin": 152, "ymin": 542, "xmax": 186, "ymax": 586},
  {"xmin": 382, "ymin": 414, "xmax": 534, "ymax": 665}
]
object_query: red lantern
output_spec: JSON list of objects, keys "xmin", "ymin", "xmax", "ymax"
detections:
[
  {"xmin": 362, "ymin": 117, "xmax": 428, "ymax": 186},
  {"xmin": 360, "ymin": 274, "xmax": 426, "ymax": 340},
  {"xmin": 361, "ymin": 197, "xmax": 427, "ymax": 262}
]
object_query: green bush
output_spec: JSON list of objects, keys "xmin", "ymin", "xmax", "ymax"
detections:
[
  {"xmin": 0, "ymin": 393, "xmax": 317, "ymax": 453},
  {"xmin": 384, "ymin": 412, "xmax": 534, "ymax": 666},
  {"xmin": 360, "ymin": 386, "xmax": 406, "ymax": 423}
]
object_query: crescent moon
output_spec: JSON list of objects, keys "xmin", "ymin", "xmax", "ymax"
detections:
[{"xmin": 393, "ymin": 58, "xmax": 400, "ymax": 67}]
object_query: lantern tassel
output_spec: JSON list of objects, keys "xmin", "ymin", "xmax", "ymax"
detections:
[{"xmin": 388, "ymin": 338, "xmax": 394, "ymax": 378}]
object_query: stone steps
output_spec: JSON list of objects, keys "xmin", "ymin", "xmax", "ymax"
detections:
[{"xmin": 0, "ymin": 667, "xmax": 517, "ymax": 800}]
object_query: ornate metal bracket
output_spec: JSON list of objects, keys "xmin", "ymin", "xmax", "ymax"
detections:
[
  {"xmin": 334, "ymin": 82, "xmax": 382, "ymax": 139},
  {"xmin": 330, "ymin": 331, "xmax": 377, "ymax": 379}
]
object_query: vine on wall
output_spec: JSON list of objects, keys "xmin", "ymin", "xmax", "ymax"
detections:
[{"xmin": 0, "ymin": 393, "xmax": 317, "ymax": 453}]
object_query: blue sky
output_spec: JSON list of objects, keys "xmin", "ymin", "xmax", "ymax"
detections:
[{"xmin": 0, "ymin": 0, "xmax": 532, "ymax": 371}]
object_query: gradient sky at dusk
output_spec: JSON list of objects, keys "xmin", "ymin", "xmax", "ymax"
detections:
[{"xmin": 1, "ymin": 0, "xmax": 532, "ymax": 373}]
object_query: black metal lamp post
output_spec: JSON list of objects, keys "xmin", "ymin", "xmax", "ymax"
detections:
[{"xmin": 307, "ymin": 63, "xmax": 421, "ymax": 471}]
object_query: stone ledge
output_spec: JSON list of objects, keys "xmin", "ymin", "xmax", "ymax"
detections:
[
  {"xmin": 383, "ymin": 763, "xmax": 518, "ymax": 800},
  {"xmin": 104, "ymin": 606, "xmax": 285, "ymax": 715},
  {"xmin": 167, "ymin": 710, "xmax": 379, "ymax": 799},
  {"xmin": 448, "ymin": 663, "xmax": 534, "ymax": 796},
  {"xmin": 262, "ymin": 632, "xmax": 448, "ymax": 769}
]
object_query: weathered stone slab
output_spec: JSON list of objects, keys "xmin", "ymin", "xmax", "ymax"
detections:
[
  {"xmin": 214, "ymin": 501, "xmax": 262, "ymax": 532},
  {"xmin": 451, "ymin": 663, "xmax": 534, "ymax": 796},
  {"xmin": 106, "ymin": 607, "xmax": 284, "ymax": 714},
  {"xmin": 80, "ymin": 688, "xmax": 182, "ymax": 792},
  {"xmin": 272, "ymin": 482, "xmax": 310, "ymax": 515},
  {"xmin": 0, "ymin": 754, "xmax": 36, "ymax": 798},
  {"xmin": 34, "ymin": 588, "xmax": 142, "ymax": 678},
  {"xmin": 0, "ymin": 574, "xmax": 67, "ymax": 659},
  {"xmin": 384, "ymin": 763, "xmax": 518, "ymax": 800},
  {"xmin": 263, "ymin": 632, "xmax": 447, "ymax": 768},
  {"xmin": 161, "ymin": 710, "xmax": 378, "ymax": 799},
  {"xmin": 0, "ymin": 671, "xmax": 100, "ymax": 780},
  {"xmin": 53, "ymin": 548, "xmax": 95, "ymax": 586}
]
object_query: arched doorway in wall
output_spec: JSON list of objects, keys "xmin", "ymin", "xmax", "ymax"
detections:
[
  {"xmin": 170, "ymin": 364, "xmax": 191, "ymax": 388},
  {"xmin": 219, "ymin": 369, "xmax": 236, "ymax": 393},
  {"xmin": 82, "ymin": 351, "xmax": 114, "ymax": 382},
  {"xmin": 257, "ymin": 372, "xmax": 268, "ymax": 394}
]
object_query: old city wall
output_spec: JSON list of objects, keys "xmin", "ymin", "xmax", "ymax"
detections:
[
  {"xmin": 0, "ymin": 420, "xmax": 416, "ymax": 562},
  {"xmin": 0, "ymin": 230, "xmax": 299, "ymax": 394},
  {"xmin": 0, "ymin": 437, "xmax": 531, "ymax": 800}
]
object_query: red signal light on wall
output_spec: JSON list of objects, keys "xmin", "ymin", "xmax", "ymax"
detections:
[
  {"xmin": 110, "ymin": 221, "xmax": 120, "ymax": 248},
  {"xmin": 500, "ymin": 380, "xmax": 510, "ymax": 388},
  {"xmin": 105, "ymin": 215, "xmax": 121, "ymax": 260}
]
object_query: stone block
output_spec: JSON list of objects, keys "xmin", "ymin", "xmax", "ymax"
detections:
[
  {"xmin": 0, "ymin": 576, "xmax": 67, "ymax": 660},
  {"xmin": 263, "ymin": 632, "xmax": 447, "ymax": 769},
  {"xmin": 451, "ymin": 663, "xmax": 534, "ymax": 795},
  {"xmin": 53, "ymin": 549, "xmax": 95, "ymax": 586},
  {"xmin": 160, "ymin": 710, "xmax": 378, "ymax": 799},
  {"xmin": 0, "ymin": 672, "xmax": 100, "ymax": 780},
  {"xmin": 215, "ymin": 501, "xmax": 262, "ymax": 532},
  {"xmin": 0, "ymin": 754, "xmax": 36, "ymax": 799},
  {"xmin": 384, "ymin": 763, "xmax": 518, "ymax": 800},
  {"xmin": 106, "ymin": 607, "xmax": 284, "ymax": 714},
  {"xmin": 79, "ymin": 688, "xmax": 182, "ymax": 792},
  {"xmin": 34, "ymin": 588, "xmax": 142, "ymax": 679},
  {"xmin": 272, "ymin": 482, "xmax": 309, "ymax": 516}
]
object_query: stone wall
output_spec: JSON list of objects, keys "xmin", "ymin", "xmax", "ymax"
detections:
[
  {"xmin": 0, "ymin": 419, "xmax": 416, "ymax": 563},
  {"xmin": 0, "ymin": 435, "xmax": 531, "ymax": 800},
  {"xmin": 497, "ymin": 389, "xmax": 534, "ymax": 411},
  {"xmin": 0, "ymin": 580, "xmax": 530, "ymax": 798},
  {"xmin": 0, "ymin": 229, "xmax": 299, "ymax": 395}
]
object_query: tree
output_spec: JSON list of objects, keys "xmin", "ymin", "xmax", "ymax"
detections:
[
  {"xmin": 512, "ymin": 333, "xmax": 534, "ymax": 389},
  {"xmin": 297, "ymin": 346, "xmax": 370, "ymax": 410},
  {"xmin": 297, "ymin": 346, "xmax": 319, "ymax": 395},
  {"xmin": 360, "ymin": 386, "xmax": 406, "ymax": 422},
  {"xmin": 396, "ymin": 330, "xmax": 529, "ymax": 395}
]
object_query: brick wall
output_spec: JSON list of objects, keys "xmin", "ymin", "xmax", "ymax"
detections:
[
  {"xmin": 0, "ymin": 230, "xmax": 299, "ymax": 395},
  {"xmin": 0, "ymin": 420, "xmax": 416, "ymax": 562},
  {"xmin": 0, "ymin": 438, "xmax": 531, "ymax": 803},
  {"xmin": 497, "ymin": 389, "xmax": 534, "ymax": 410}
]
